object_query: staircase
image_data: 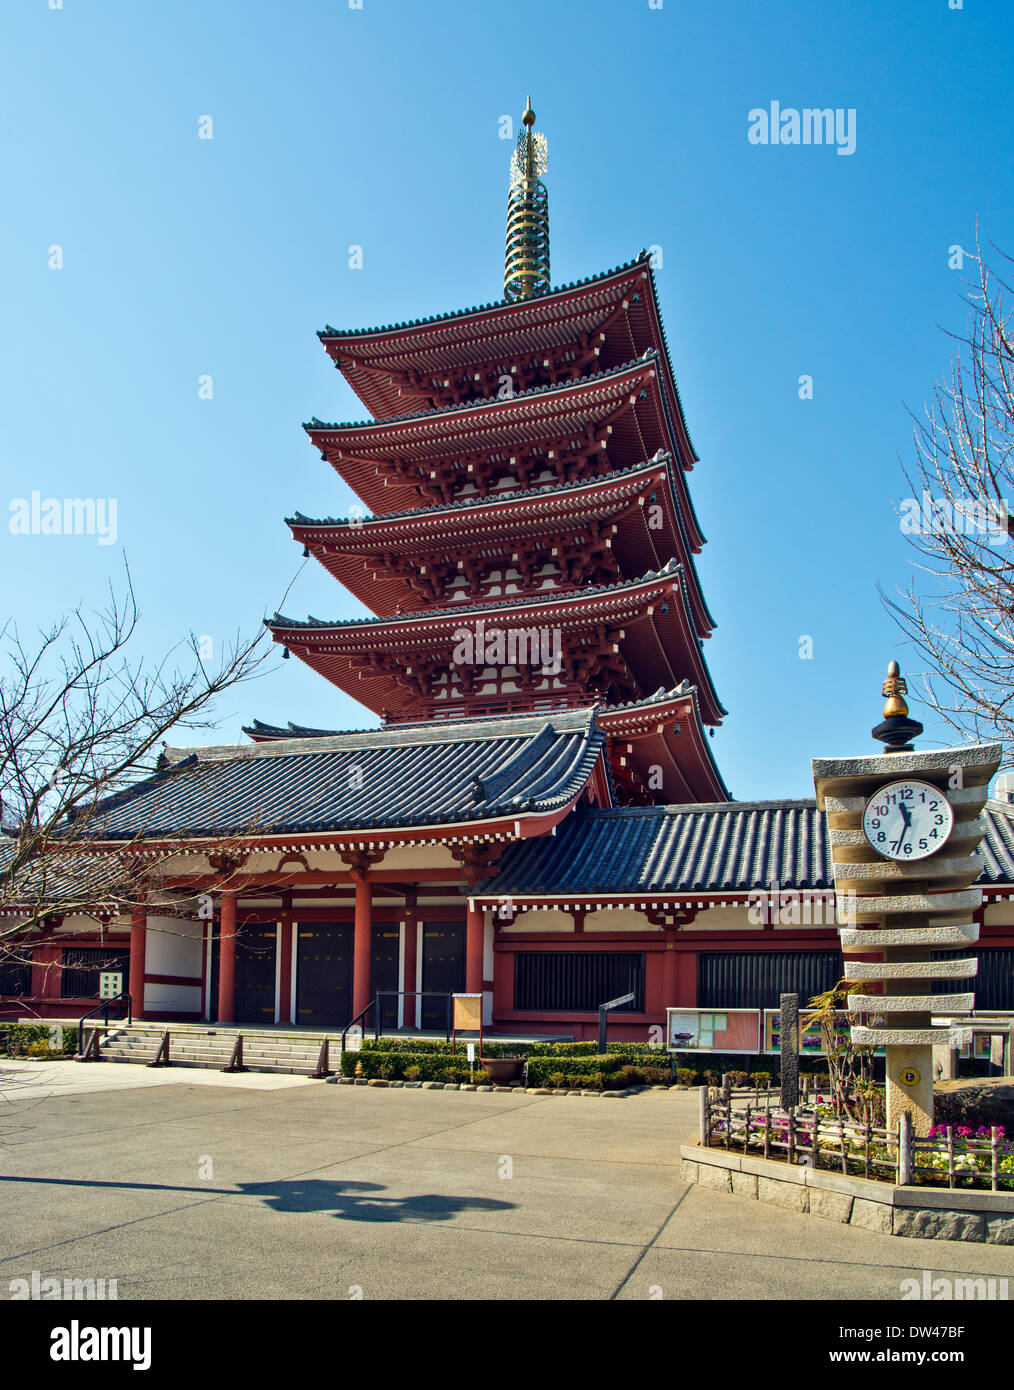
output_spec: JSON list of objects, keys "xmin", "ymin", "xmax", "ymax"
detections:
[{"xmin": 95, "ymin": 1022, "xmax": 335, "ymax": 1075}]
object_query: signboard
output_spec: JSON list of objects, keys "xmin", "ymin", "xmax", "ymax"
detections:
[
  {"xmin": 466, "ymin": 1042, "xmax": 475, "ymax": 1065},
  {"xmin": 452, "ymin": 994, "xmax": 482, "ymax": 1032},
  {"xmin": 600, "ymin": 992, "xmax": 636, "ymax": 1012},
  {"xmin": 666, "ymin": 1008, "xmax": 760, "ymax": 1053},
  {"xmin": 344, "ymin": 1025, "xmax": 362, "ymax": 1053},
  {"xmin": 98, "ymin": 972, "xmax": 123, "ymax": 1000}
]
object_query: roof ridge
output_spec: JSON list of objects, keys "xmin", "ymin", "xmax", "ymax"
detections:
[{"xmin": 317, "ymin": 254, "xmax": 651, "ymax": 340}]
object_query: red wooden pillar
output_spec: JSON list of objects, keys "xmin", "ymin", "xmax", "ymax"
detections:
[
  {"xmin": 32, "ymin": 942, "xmax": 62, "ymax": 1005},
  {"xmin": 465, "ymin": 899, "xmax": 484, "ymax": 996},
  {"xmin": 352, "ymin": 870, "xmax": 372, "ymax": 1020},
  {"xmin": 675, "ymin": 948, "xmax": 697, "ymax": 1008},
  {"xmin": 278, "ymin": 907, "xmax": 293, "ymax": 1025},
  {"xmin": 217, "ymin": 893, "xmax": 237, "ymax": 1024},
  {"xmin": 402, "ymin": 903, "xmax": 418, "ymax": 1028},
  {"xmin": 128, "ymin": 906, "xmax": 147, "ymax": 1021},
  {"xmin": 662, "ymin": 938, "xmax": 679, "ymax": 1011}
]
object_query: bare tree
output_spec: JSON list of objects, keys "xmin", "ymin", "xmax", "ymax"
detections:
[
  {"xmin": 0, "ymin": 560, "xmax": 270, "ymax": 965},
  {"xmin": 884, "ymin": 231, "xmax": 1014, "ymax": 763}
]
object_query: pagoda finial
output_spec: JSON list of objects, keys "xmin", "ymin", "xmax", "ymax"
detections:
[
  {"xmin": 872, "ymin": 659, "xmax": 924, "ymax": 753},
  {"xmin": 504, "ymin": 97, "xmax": 550, "ymax": 303}
]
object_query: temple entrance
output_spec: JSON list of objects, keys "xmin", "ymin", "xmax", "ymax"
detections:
[
  {"xmin": 421, "ymin": 921, "xmax": 465, "ymax": 1030},
  {"xmin": 372, "ymin": 925, "xmax": 400, "ymax": 1028},
  {"xmin": 234, "ymin": 923, "xmax": 277, "ymax": 1025},
  {"xmin": 296, "ymin": 922, "xmax": 352, "ymax": 1027}
]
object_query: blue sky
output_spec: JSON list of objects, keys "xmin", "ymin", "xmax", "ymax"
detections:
[{"xmin": 2, "ymin": 0, "xmax": 1011, "ymax": 800}]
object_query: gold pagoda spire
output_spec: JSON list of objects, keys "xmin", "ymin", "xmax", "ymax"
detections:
[{"xmin": 504, "ymin": 96, "xmax": 550, "ymax": 302}]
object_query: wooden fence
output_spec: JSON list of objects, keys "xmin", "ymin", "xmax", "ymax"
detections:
[{"xmin": 699, "ymin": 1087, "xmax": 1009, "ymax": 1191}]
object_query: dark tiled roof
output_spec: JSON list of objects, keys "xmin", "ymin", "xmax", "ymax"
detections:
[
  {"xmin": 82, "ymin": 710, "xmax": 604, "ymax": 841},
  {"xmin": 978, "ymin": 800, "xmax": 1014, "ymax": 882},
  {"xmin": 478, "ymin": 799, "xmax": 1014, "ymax": 896},
  {"xmin": 0, "ymin": 837, "xmax": 132, "ymax": 913},
  {"xmin": 243, "ymin": 684, "xmax": 700, "ymax": 743}
]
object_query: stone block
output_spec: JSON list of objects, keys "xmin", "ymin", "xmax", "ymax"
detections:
[
  {"xmin": 986, "ymin": 1216, "xmax": 1014, "ymax": 1245},
  {"xmin": 698, "ymin": 1163, "xmax": 732, "ymax": 1194},
  {"xmin": 849, "ymin": 1198, "xmax": 894, "ymax": 1235},
  {"xmin": 809, "ymin": 1188, "xmax": 854, "ymax": 1224},
  {"xmin": 757, "ymin": 1176, "xmax": 808, "ymax": 1212},
  {"xmin": 731, "ymin": 1171, "xmax": 758, "ymax": 1199},
  {"xmin": 422, "ymin": 1082, "xmax": 444, "ymax": 1089},
  {"xmin": 679, "ymin": 1159, "xmax": 699, "ymax": 1185},
  {"xmin": 893, "ymin": 1208, "xmax": 986, "ymax": 1242}
]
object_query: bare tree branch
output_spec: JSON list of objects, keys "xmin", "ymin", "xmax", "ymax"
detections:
[{"xmin": 884, "ymin": 229, "xmax": 1014, "ymax": 765}]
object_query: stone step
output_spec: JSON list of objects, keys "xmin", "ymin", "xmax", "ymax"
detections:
[
  {"xmin": 99, "ymin": 1054, "xmax": 320, "ymax": 1074},
  {"xmin": 102, "ymin": 1045, "xmax": 321, "ymax": 1062}
]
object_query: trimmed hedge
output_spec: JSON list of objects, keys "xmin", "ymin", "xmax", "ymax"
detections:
[
  {"xmin": 357, "ymin": 1037, "xmax": 675, "ymax": 1060},
  {"xmin": 0, "ymin": 1022, "xmax": 77, "ymax": 1056},
  {"xmin": 341, "ymin": 1045, "xmax": 678, "ymax": 1088}
]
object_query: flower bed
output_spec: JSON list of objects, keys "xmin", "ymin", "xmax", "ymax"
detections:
[{"xmin": 704, "ymin": 1089, "xmax": 1014, "ymax": 1191}]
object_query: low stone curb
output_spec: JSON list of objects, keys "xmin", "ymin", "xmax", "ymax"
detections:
[
  {"xmin": 324, "ymin": 1076, "xmax": 675, "ymax": 1099},
  {"xmin": 679, "ymin": 1137, "xmax": 1014, "ymax": 1244}
]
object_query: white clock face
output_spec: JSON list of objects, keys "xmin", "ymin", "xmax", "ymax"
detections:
[{"xmin": 862, "ymin": 780, "xmax": 954, "ymax": 860}]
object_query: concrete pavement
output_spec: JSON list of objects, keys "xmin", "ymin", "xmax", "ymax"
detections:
[{"xmin": 0, "ymin": 1064, "xmax": 1009, "ymax": 1300}]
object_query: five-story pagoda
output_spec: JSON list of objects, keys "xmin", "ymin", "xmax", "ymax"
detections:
[{"xmin": 264, "ymin": 101, "xmax": 728, "ymax": 806}]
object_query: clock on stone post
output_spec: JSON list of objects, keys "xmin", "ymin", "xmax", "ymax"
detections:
[{"xmin": 812, "ymin": 663, "xmax": 1000, "ymax": 1137}]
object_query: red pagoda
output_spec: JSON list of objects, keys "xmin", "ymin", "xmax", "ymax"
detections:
[{"xmin": 266, "ymin": 99, "xmax": 728, "ymax": 807}]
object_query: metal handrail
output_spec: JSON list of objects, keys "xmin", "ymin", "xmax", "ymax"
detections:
[
  {"xmin": 340, "ymin": 992, "xmax": 455, "ymax": 1051},
  {"xmin": 340, "ymin": 1000, "xmax": 375, "ymax": 1054},
  {"xmin": 77, "ymin": 992, "xmax": 132, "ymax": 1056},
  {"xmin": 373, "ymin": 991, "xmax": 454, "ymax": 1042}
]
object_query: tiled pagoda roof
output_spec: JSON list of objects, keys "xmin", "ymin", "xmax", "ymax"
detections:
[
  {"xmin": 317, "ymin": 253, "xmax": 699, "ymax": 464},
  {"xmin": 75, "ymin": 709, "xmax": 605, "ymax": 842},
  {"xmin": 287, "ymin": 451, "xmax": 716, "ymax": 637},
  {"xmin": 304, "ymin": 355, "xmax": 706, "ymax": 550},
  {"xmin": 267, "ymin": 558, "xmax": 726, "ymax": 728},
  {"xmin": 476, "ymin": 799, "xmax": 1014, "ymax": 898}
]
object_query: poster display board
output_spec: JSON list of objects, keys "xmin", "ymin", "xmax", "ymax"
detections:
[{"xmin": 666, "ymin": 1008, "xmax": 760, "ymax": 1053}]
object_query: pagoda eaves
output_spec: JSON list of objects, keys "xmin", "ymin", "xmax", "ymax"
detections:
[
  {"xmin": 287, "ymin": 452, "xmax": 716, "ymax": 636},
  {"xmin": 268, "ymin": 559, "xmax": 726, "ymax": 728},
  {"xmin": 305, "ymin": 355, "xmax": 707, "ymax": 554},
  {"xmin": 317, "ymin": 253, "xmax": 699, "ymax": 469}
]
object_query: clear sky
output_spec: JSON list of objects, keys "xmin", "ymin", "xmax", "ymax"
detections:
[{"xmin": 2, "ymin": 0, "xmax": 1011, "ymax": 800}]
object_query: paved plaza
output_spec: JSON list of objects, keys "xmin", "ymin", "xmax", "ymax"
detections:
[{"xmin": 0, "ymin": 1062, "xmax": 1009, "ymax": 1301}]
